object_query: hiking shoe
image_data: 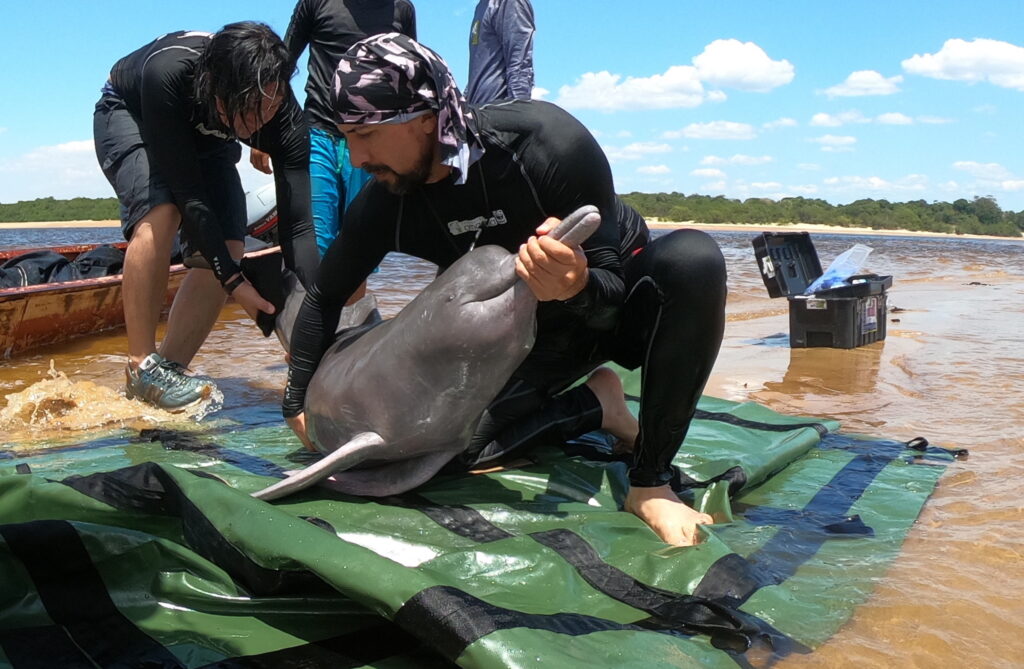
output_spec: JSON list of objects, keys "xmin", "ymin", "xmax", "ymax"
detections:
[{"xmin": 125, "ymin": 353, "xmax": 213, "ymax": 411}]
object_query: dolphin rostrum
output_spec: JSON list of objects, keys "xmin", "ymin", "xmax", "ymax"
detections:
[{"xmin": 252, "ymin": 205, "xmax": 601, "ymax": 501}]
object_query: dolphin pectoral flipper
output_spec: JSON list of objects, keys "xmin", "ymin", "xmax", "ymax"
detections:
[
  {"xmin": 252, "ymin": 431, "xmax": 385, "ymax": 501},
  {"xmin": 319, "ymin": 451, "xmax": 460, "ymax": 497}
]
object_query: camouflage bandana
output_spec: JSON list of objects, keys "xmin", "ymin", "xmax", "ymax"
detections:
[{"xmin": 333, "ymin": 33, "xmax": 484, "ymax": 185}]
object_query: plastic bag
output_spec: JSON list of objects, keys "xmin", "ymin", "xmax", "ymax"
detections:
[{"xmin": 804, "ymin": 243, "xmax": 873, "ymax": 295}]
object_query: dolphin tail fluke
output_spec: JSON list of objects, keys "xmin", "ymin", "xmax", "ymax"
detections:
[{"xmin": 251, "ymin": 431, "xmax": 385, "ymax": 501}]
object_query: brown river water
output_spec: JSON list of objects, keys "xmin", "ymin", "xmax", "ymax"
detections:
[{"xmin": 1, "ymin": 227, "xmax": 1022, "ymax": 667}]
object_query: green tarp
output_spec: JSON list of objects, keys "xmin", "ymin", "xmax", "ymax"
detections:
[{"xmin": 0, "ymin": 366, "xmax": 958, "ymax": 668}]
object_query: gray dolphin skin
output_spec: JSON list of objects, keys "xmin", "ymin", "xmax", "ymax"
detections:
[
  {"xmin": 252, "ymin": 205, "xmax": 601, "ymax": 501},
  {"xmin": 239, "ymin": 249, "xmax": 383, "ymax": 351},
  {"xmin": 275, "ymin": 271, "xmax": 381, "ymax": 352}
]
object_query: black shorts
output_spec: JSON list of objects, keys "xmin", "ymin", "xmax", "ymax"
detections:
[{"xmin": 92, "ymin": 92, "xmax": 246, "ymax": 245}]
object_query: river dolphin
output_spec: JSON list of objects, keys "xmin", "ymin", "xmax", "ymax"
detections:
[
  {"xmin": 252, "ymin": 205, "xmax": 601, "ymax": 500},
  {"xmin": 240, "ymin": 249, "xmax": 382, "ymax": 351}
]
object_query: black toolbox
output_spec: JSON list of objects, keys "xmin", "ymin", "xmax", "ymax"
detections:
[{"xmin": 752, "ymin": 232, "xmax": 892, "ymax": 349}]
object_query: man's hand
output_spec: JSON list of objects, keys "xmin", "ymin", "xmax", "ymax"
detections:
[
  {"xmin": 250, "ymin": 148, "xmax": 273, "ymax": 175},
  {"xmin": 515, "ymin": 216, "xmax": 589, "ymax": 301},
  {"xmin": 228, "ymin": 277, "xmax": 276, "ymax": 322},
  {"xmin": 286, "ymin": 413, "xmax": 316, "ymax": 451}
]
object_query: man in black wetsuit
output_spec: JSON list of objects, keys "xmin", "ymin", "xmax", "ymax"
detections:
[
  {"xmin": 93, "ymin": 23, "xmax": 318, "ymax": 410},
  {"xmin": 283, "ymin": 34, "xmax": 727, "ymax": 546}
]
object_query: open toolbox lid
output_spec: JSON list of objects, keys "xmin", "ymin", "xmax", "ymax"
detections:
[{"xmin": 752, "ymin": 231, "xmax": 892, "ymax": 299}]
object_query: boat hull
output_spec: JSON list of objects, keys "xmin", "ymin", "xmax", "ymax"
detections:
[{"xmin": 0, "ymin": 255, "xmax": 186, "ymax": 359}]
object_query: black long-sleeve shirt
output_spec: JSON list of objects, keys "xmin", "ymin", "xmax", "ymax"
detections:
[
  {"xmin": 108, "ymin": 31, "xmax": 318, "ymax": 285},
  {"xmin": 284, "ymin": 0, "xmax": 417, "ymax": 134},
  {"xmin": 282, "ymin": 99, "xmax": 648, "ymax": 416}
]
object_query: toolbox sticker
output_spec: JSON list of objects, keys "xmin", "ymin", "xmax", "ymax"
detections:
[
  {"xmin": 807, "ymin": 298, "xmax": 827, "ymax": 310},
  {"xmin": 862, "ymin": 296, "xmax": 878, "ymax": 333}
]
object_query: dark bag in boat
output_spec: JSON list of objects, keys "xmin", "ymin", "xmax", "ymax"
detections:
[
  {"xmin": 68, "ymin": 244, "xmax": 125, "ymax": 279},
  {"xmin": 0, "ymin": 250, "xmax": 71, "ymax": 288}
]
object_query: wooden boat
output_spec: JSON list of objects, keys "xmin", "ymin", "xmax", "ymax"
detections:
[
  {"xmin": 0, "ymin": 184, "xmax": 281, "ymax": 359},
  {"xmin": 0, "ymin": 243, "xmax": 187, "ymax": 359}
]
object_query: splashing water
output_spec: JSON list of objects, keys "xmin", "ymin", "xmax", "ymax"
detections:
[{"xmin": 0, "ymin": 360, "xmax": 223, "ymax": 448}]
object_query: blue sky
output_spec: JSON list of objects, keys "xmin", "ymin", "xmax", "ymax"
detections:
[{"xmin": 1, "ymin": 0, "xmax": 1022, "ymax": 212}]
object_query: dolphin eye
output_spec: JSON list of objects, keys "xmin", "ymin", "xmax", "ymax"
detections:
[{"xmin": 446, "ymin": 294, "xmax": 454, "ymax": 302}]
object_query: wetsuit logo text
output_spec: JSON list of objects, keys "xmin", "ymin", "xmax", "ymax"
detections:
[{"xmin": 447, "ymin": 210, "xmax": 507, "ymax": 236}]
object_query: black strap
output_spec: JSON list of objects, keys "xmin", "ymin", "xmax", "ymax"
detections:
[
  {"xmin": 0, "ymin": 520, "xmax": 184, "ymax": 668},
  {"xmin": 222, "ymin": 272, "xmax": 246, "ymax": 295}
]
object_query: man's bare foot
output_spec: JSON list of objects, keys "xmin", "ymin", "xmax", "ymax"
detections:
[
  {"xmin": 585, "ymin": 367, "xmax": 638, "ymax": 452},
  {"xmin": 624, "ymin": 484, "xmax": 713, "ymax": 546}
]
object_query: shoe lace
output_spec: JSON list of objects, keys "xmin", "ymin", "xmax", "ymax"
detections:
[{"xmin": 153, "ymin": 360, "xmax": 199, "ymax": 389}]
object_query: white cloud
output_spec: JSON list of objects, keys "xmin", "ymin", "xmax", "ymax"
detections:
[
  {"xmin": 763, "ymin": 117, "xmax": 797, "ymax": 129},
  {"xmin": 638, "ymin": 165, "xmax": 671, "ymax": 175},
  {"xmin": 0, "ymin": 140, "xmax": 110, "ymax": 202},
  {"xmin": 952, "ymin": 161, "xmax": 1012, "ymax": 180},
  {"xmin": 665, "ymin": 121, "xmax": 757, "ymax": 140},
  {"xmin": 917, "ymin": 115, "xmax": 954, "ymax": 124},
  {"xmin": 691, "ymin": 168, "xmax": 726, "ymax": 178},
  {"xmin": 700, "ymin": 154, "xmax": 773, "ymax": 166},
  {"xmin": 556, "ymin": 38, "xmax": 793, "ymax": 111},
  {"xmin": 823, "ymin": 174, "xmax": 928, "ymax": 193},
  {"xmin": 556, "ymin": 67, "xmax": 710, "ymax": 111},
  {"xmin": 692, "ymin": 39, "xmax": 795, "ymax": 92},
  {"xmin": 811, "ymin": 134, "xmax": 857, "ymax": 152},
  {"xmin": 0, "ymin": 127, "xmax": 8, "ymax": 134},
  {"xmin": 0, "ymin": 138, "xmax": 274, "ymax": 204},
  {"xmin": 790, "ymin": 184, "xmax": 820, "ymax": 194},
  {"xmin": 602, "ymin": 142, "xmax": 673, "ymax": 162},
  {"xmin": 797, "ymin": 163, "xmax": 821, "ymax": 171},
  {"xmin": 751, "ymin": 181, "xmax": 783, "ymax": 190},
  {"xmin": 824, "ymin": 70, "xmax": 903, "ymax": 98},
  {"xmin": 1002, "ymin": 180, "xmax": 1024, "ymax": 191},
  {"xmin": 531, "ymin": 86, "xmax": 550, "ymax": 100},
  {"xmin": 810, "ymin": 110, "xmax": 870, "ymax": 127},
  {"xmin": 876, "ymin": 112, "xmax": 914, "ymax": 125},
  {"xmin": 902, "ymin": 38, "xmax": 1024, "ymax": 91}
]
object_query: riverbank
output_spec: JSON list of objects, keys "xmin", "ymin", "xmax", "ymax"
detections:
[
  {"xmin": 2, "ymin": 218, "xmax": 1021, "ymax": 243},
  {"xmin": 0, "ymin": 220, "xmax": 120, "ymax": 229}
]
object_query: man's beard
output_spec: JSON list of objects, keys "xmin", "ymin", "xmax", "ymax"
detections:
[{"xmin": 365, "ymin": 148, "xmax": 434, "ymax": 195}]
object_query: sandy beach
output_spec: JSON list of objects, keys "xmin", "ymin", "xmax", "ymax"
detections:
[
  {"xmin": 2, "ymin": 218, "xmax": 1020, "ymax": 242},
  {"xmin": 647, "ymin": 218, "xmax": 1024, "ymax": 241}
]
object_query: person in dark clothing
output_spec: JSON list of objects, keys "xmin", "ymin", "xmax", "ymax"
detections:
[
  {"xmin": 251, "ymin": 0, "xmax": 417, "ymax": 259},
  {"xmin": 466, "ymin": 0, "xmax": 535, "ymax": 104},
  {"xmin": 93, "ymin": 22, "xmax": 318, "ymax": 410},
  {"xmin": 284, "ymin": 34, "xmax": 727, "ymax": 546}
]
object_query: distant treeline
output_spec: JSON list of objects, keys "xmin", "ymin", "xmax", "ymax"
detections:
[
  {"xmin": 0, "ymin": 197, "xmax": 119, "ymax": 223},
  {"xmin": 3, "ymin": 193, "xmax": 1023, "ymax": 238},
  {"xmin": 619, "ymin": 193, "xmax": 1024, "ymax": 238}
]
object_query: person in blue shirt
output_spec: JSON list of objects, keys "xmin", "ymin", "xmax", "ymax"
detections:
[
  {"xmin": 466, "ymin": 0, "xmax": 535, "ymax": 104},
  {"xmin": 251, "ymin": 0, "xmax": 416, "ymax": 264}
]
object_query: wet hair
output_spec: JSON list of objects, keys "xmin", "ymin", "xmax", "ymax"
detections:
[{"xmin": 194, "ymin": 21, "xmax": 293, "ymax": 131}]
